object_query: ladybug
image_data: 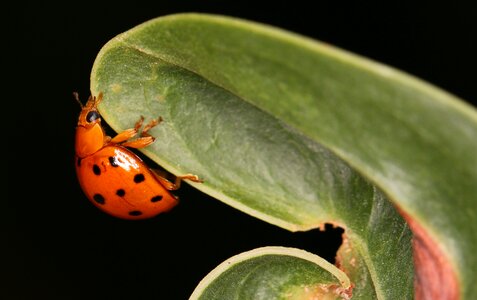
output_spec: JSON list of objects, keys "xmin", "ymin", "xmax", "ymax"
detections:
[{"xmin": 74, "ymin": 92, "xmax": 201, "ymax": 219}]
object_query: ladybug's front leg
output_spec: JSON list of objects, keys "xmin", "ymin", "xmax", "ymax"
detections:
[{"xmin": 111, "ymin": 116, "xmax": 162, "ymax": 149}]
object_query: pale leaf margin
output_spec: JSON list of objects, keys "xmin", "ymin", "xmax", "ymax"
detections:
[{"xmin": 189, "ymin": 246, "xmax": 351, "ymax": 299}]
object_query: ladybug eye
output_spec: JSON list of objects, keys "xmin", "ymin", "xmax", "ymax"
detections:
[{"xmin": 86, "ymin": 111, "xmax": 100, "ymax": 123}]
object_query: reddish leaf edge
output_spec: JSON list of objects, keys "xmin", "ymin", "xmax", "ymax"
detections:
[{"xmin": 399, "ymin": 209, "xmax": 459, "ymax": 300}]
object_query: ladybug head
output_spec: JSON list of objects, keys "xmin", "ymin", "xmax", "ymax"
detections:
[
  {"xmin": 75, "ymin": 92, "xmax": 103, "ymax": 127},
  {"xmin": 74, "ymin": 92, "xmax": 106, "ymax": 157}
]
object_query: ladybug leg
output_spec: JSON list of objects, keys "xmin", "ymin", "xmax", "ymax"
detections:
[
  {"xmin": 110, "ymin": 116, "xmax": 145, "ymax": 144},
  {"xmin": 120, "ymin": 136, "xmax": 155, "ymax": 149},
  {"xmin": 151, "ymin": 169, "xmax": 203, "ymax": 191},
  {"xmin": 141, "ymin": 117, "xmax": 162, "ymax": 137},
  {"xmin": 173, "ymin": 174, "xmax": 203, "ymax": 189},
  {"xmin": 151, "ymin": 169, "xmax": 177, "ymax": 190},
  {"xmin": 120, "ymin": 117, "xmax": 162, "ymax": 149}
]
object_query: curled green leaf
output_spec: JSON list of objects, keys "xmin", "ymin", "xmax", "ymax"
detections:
[
  {"xmin": 190, "ymin": 247, "xmax": 351, "ymax": 300},
  {"xmin": 91, "ymin": 13, "xmax": 476, "ymax": 299}
]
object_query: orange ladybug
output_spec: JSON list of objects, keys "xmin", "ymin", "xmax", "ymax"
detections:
[{"xmin": 74, "ymin": 92, "xmax": 201, "ymax": 219}]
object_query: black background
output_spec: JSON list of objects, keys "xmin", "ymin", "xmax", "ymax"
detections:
[{"xmin": 6, "ymin": 1, "xmax": 477, "ymax": 299}]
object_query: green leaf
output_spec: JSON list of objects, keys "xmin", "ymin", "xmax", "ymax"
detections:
[
  {"xmin": 90, "ymin": 13, "xmax": 477, "ymax": 299},
  {"xmin": 190, "ymin": 247, "xmax": 351, "ymax": 300}
]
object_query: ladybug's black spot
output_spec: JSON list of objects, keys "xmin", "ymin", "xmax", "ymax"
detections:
[
  {"xmin": 116, "ymin": 189, "xmax": 126, "ymax": 197},
  {"xmin": 151, "ymin": 195, "xmax": 163, "ymax": 202},
  {"xmin": 93, "ymin": 194, "xmax": 105, "ymax": 205},
  {"xmin": 129, "ymin": 210, "xmax": 143, "ymax": 216},
  {"xmin": 109, "ymin": 156, "xmax": 119, "ymax": 167},
  {"xmin": 134, "ymin": 174, "xmax": 145, "ymax": 183},
  {"xmin": 92, "ymin": 164, "xmax": 101, "ymax": 175},
  {"xmin": 77, "ymin": 157, "xmax": 82, "ymax": 167}
]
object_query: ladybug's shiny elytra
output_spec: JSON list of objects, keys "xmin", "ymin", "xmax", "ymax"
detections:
[{"xmin": 74, "ymin": 93, "xmax": 201, "ymax": 220}]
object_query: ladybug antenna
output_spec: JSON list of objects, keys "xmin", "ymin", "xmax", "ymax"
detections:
[{"xmin": 73, "ymin": 92, "xmax": 84, "ymax": 109}]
